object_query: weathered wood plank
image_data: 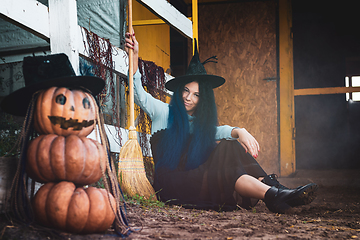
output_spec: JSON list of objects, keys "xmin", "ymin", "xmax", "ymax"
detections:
[
  {"xmin": 294, "ymin": 86, "xmax": 360, "ymax": 96},
  {"xmin": 133, "ymin": 19, "xmax": 165, "ymax": 26},
  {"xmin": 48, "ymin": 0, "xmax": 80, "ymax": 74},
  {"xmin": 199, "ymin": 1, "xmax": 278, "ymax": 174},
  {"xmin": 138, "ymin": 0, "xmax": 193, "ymax": 38},
  {"xmin": 0, "ymin": 0, "xmax": 49, "ymax": 39},
  {"xmin": 279, "ymin": 0, "xmax": 295, "ymax": 176}
]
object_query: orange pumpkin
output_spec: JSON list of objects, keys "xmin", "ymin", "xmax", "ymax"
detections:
[
  {"xmin": 26, "ymin": 134, "xmax": 106, "ymax": 185},
  {"xmin": 34, "ymin": 87, "xmax": 95, "ymax": 137},
  {"xmin": 32, "ymin": 181, "xmax": 116, "ymax": 233}
]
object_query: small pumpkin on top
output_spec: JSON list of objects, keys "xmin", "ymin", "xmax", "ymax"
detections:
[{"xmin": 34, "ymin": 86, "xmax": 96, "ymax": 137}]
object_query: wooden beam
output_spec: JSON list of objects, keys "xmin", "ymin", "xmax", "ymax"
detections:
[
  {"xmin": 0, "ymin": 46, "xmax": 50, "ymax": 57},
  {"xmin": 279, "ymin": 0, "xmax": 295, "ymax": 177},
  {"xmin": 137, "ymin": 0, "xmax": 193, "ymax": 38},
  {"xmin": 133, "ymin": 19, "xmax": 166, "ymax": 26},
  {"xmin": 192, "ymin": 0, "xmax": 198, "ymax": 53},
  {"xmin": 48, "ymin": 0, "xmax": 80, "ymax": 74},
  {"xmin": 0, "ymin": 52, "xmax": 49, "ymax": 64},
  {"xmin": 294, "ymin": 86, "xmax": 360, "ymax": 96},
  {"xmin": 133, "ymin": 17, "xmax": 192, "ymax": 26},
  {"xmin": 0, "ymin": 0, "xmax": 49, "ymax": 40}
]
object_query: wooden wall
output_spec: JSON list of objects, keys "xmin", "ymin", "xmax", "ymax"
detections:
[
  {"xmin": 133, "ymin": 1, "xmax": 170, "ymax": 72},
  {"xmin": 196, "ymin": 1, "xmax": 279, "ymax": 174}
]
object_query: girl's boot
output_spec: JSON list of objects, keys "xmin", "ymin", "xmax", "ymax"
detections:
[{"xmin": 264, "ymin": 183, "xmax": 318, "ymax": 213}]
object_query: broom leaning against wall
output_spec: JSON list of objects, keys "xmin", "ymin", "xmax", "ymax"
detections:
[{"xmin": 117, "ymin": 0, "xmax": 156, "ymax": 200}]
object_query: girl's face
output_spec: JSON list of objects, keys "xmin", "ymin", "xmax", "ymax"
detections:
[{"xmin": 182, "ymin": 81, "xmax": 199, "ymax": 116}]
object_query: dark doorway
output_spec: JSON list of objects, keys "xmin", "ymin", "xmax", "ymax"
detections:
[{"xmin": 292, "ymin": 0, "xmax": 360, "ymax": 169}]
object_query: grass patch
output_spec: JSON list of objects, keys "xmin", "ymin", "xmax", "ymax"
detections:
[{"xmin": 124, "ymin": 193, "xmax": 166, "ymax": 209}]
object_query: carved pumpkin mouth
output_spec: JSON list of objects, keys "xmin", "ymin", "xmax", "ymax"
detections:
[{"xmin": 48, "ymin": 116, "xmax": 94, "ymax": 130}]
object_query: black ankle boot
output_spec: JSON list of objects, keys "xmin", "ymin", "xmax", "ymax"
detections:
[
  {"xmin": 286, "ymin": 183, "xmax": 318, "ymax": 207},
  {"xmin": 262, "ymin": 174, "xmax": 289, "ymax": 190},
  {"xmin": 264, "ymin": 183, "xmax": 318, "ymax": 213}
]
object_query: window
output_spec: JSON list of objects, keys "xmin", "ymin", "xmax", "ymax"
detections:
[{"xmin": 345, "ymin": 76, "xmax": 360, "ymax": 101}]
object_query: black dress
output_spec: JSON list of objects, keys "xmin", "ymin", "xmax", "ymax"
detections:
[{"xmin": 150, "ymin": 130, "xmax": 268, "ymax": 211}]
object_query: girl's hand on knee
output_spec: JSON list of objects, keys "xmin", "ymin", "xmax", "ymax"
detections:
[{"xmin": 232, "ymin": 128, "xmax": 260, "ymax": 158}]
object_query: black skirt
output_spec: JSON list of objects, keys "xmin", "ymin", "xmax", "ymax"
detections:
[{"xmin": 150, "ymin": 130, "xmax": 267, "ymax": 211}]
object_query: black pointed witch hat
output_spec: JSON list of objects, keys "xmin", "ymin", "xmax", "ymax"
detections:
[
  {"xmin": 0, "ymin": 53, "xmax": 105, "ymax": 116},
  {"xmin": 165, "ymin": 39, "xmax": 225, "ymax": 92}
]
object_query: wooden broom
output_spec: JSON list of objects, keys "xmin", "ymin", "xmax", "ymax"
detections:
[{"xmin": 118, "ymin": 0, "xmax": 156, "ymax": 200}]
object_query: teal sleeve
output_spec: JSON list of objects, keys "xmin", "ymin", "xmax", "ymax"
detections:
[
  {"xmin": 215, "ymin": 125, "xmax": 238, "ymax": 141},
  {"xmin": 132, "ymin": 69, "xmax": 169, "ymax": 134}
]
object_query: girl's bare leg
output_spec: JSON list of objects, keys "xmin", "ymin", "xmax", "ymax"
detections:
[
  {"xmin": 234, "ymin": 174, "xmax": 270, "ymax": 200},
  {"xmin": 235, "ymin": 174, "xmax": 318, "ymax": 213}
]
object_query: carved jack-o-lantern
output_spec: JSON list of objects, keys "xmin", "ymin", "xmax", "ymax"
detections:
[{"xmin": 34, "ymin": 86, "xmax": 95, "ymax": 137}]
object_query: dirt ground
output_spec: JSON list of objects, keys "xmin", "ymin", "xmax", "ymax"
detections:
[{"xmin": 1, "ymin": 186, "xmax": 359, "ymax": 240}]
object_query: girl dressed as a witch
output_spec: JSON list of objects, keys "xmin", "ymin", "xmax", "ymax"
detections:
[{"xmin": 125, "ymin": 32, "xmax": 318, "ymax": 213}]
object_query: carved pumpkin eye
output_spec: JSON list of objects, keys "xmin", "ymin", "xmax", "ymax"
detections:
[
  {"xmin": 82, "ymin": 97, "xmax": 90, "ymax": 109},
  {"xmin": 55, "ymin": 94, "xmax": 66, "ymax": 105}
]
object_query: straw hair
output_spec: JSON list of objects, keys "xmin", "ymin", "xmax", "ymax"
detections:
[
  {"xmin": 118, "ymin": 0, "xmax": 156, "ymax": 200},
  {"xmin": 118, "ymin": 130, "xmax": 155, "ymax": 199}
]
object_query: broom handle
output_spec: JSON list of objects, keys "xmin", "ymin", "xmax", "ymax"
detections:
[{"xmin": 128, "ymin": 0, "xmax": 135, "ymax": 132}]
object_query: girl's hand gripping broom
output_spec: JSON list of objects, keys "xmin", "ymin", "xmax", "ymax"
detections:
[{"xmin": 118, "ymin": 0, "xmax": 156, "ymax": 200}]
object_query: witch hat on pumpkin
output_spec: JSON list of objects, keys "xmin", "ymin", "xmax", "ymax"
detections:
[
  {"xmin": 0, "ymin": 53, "xmax": 105, "ymax": 116},
  {"xmin": 165, "ymin": 39, "xmax": 225, "ymax": 92}
]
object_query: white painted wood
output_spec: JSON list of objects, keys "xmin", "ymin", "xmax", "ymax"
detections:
[
  {"xmin": 48, "ymin": 0, "xmax": 80, "ymax": 74},
  {"xmin": 88, "ymin": 124, "xmax": 126, "ymax": 153},
  {"xmin": 138, "ymin": 0, "xmax": 193, "ymax": 38},
  {"xmin": 0, "ymin": 0, "xmax": 49, "ymax": 39},
  {"xmin": 87, "ymin": 124, "xmax": 153, "ymax": 156}
]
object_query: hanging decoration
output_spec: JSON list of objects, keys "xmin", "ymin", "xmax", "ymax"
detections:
[
  {"xmin": 82, "ymin": 27, "xmax": 123, "ymax": 145},
  {"xmin": 137, "ymin": 58, "xmax": 167, "ymax": 182}
]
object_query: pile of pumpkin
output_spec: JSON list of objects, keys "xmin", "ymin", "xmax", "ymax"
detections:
[{"xmin": 26, "ymin": 87, "xmax": 116, "ymax": 234}]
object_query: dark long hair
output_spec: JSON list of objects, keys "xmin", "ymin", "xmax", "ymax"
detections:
[{"xmin": 155, "ymin": 80, "xmax": 218, "ymax": 170}]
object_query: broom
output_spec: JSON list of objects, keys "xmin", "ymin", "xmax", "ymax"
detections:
[{"xmin": 118, "ymin": 0, "xmax": 156, "ymax": 200}]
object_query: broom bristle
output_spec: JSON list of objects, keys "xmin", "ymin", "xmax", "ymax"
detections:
[{"xmin": 118, "ymin": 138, "xmax": 156, "ymax": 200}]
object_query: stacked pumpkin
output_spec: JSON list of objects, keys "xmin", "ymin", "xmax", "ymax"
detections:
[{"xmin": 27, "ymin": 87, "xmax": 116, "ymax": 234}]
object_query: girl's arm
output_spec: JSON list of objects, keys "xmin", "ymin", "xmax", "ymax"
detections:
[
  {"xmin": 124, "ymin": 32, "xmax": 168, "ymax": 129},
  {"xmin": 215, "ymin": 125, "xmax": 260, "ymax": 158},
  {"xmin": 231, "ymin": 127, "xmax": 260, "ymax": 158}
]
